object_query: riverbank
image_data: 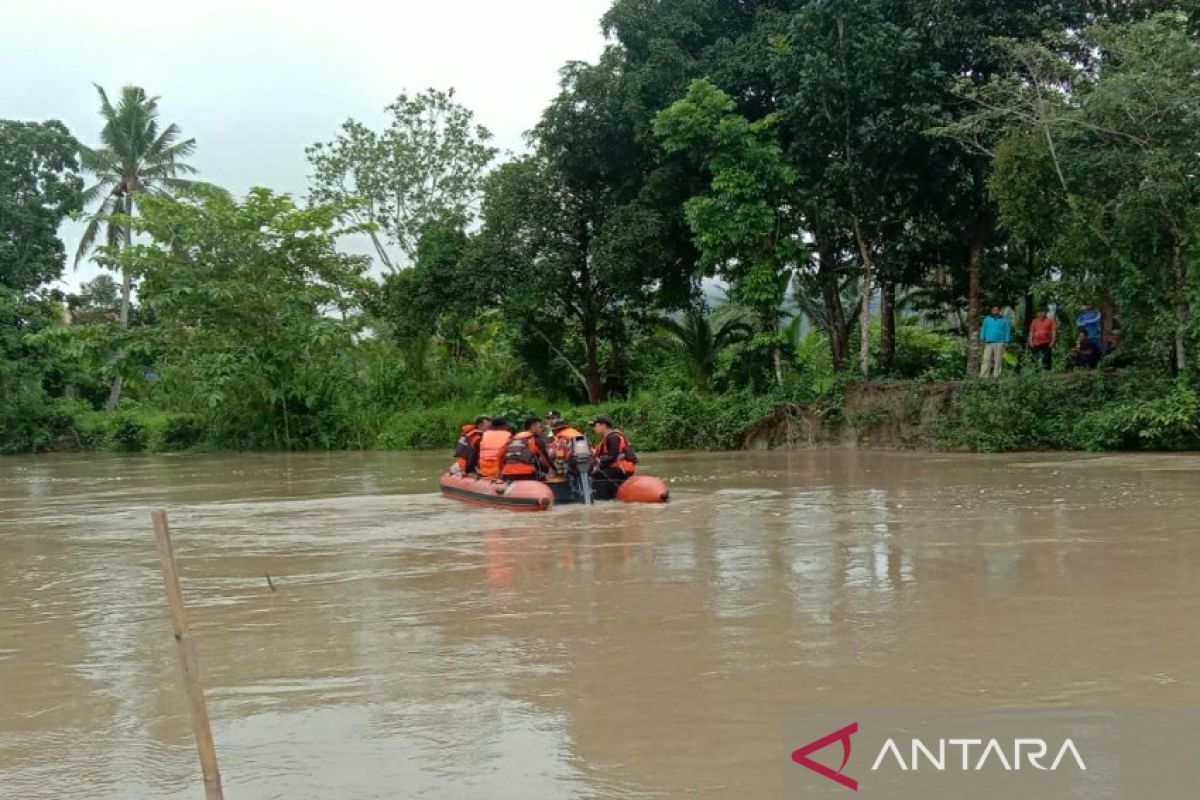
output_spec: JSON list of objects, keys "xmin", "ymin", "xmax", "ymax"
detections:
[
  {"xmin": 8, "ymin": 370, "xmax": 1198, "ymax": 456},
  {"xmin": 747, "ymin": 370, "xmax": 1200, "ymax": 452}
]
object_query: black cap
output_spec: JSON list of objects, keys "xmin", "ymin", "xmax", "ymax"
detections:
[{"xmin": 589, "ymin": 415, "xmax": 613, "ymax": 426}]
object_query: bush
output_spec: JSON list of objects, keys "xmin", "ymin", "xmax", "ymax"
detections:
[
  {"xmin": 0, "ymin": 393, "xmax": 79, "ymax": 453},
  {"xmin": 376, "ymin": 405, "xmax": 479, "ymax": 450},
  {"xmin": 1075, "ymin": 385, "xmax": 1200, "ymax": 450},
  {"xmin": 935, "ymin": 371, "xmax": 1120, "ymax": 451},
  {"xmin": 143, "ymin": 412, "xmax": 205, "ymax": 452},
  {"xmin": 935, "ymin": 370, "xmax": 1199, "ymax": 452},
  {"xmin": 891, "ymin": 326, "xmax": 963, "ymax": 381}
]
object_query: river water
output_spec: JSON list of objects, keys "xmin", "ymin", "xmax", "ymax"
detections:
[{"xmin": 1, "ymin": 450, "xmax": 1197, "ymax": 799}]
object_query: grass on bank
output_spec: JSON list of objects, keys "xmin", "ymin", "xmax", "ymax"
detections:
[{"xmin": 16, "ymin": 370, "xmax": 1200, "ymax": 455}]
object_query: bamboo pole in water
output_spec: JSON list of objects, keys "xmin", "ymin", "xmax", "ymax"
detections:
[{"xmin": 151, "ymin": 509, "xmax": 226, "ymax": 800}]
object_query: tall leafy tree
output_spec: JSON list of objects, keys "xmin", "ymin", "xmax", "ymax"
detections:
[
  {"xmin": 112, "ymin": 187, "xmax": 369, "ymax": 447},
  {"xmin": 980, "ymin": 12, "xmax": 1200, "ymax": 372},
  {"xmin": 74, "ymin": 85, "xmax": 200, "ymax": 409},
  {"xmin": 774, "ymin": 0, "xmax": 948, "ymax": 377},
  {"xmin": 470, "ymin": 156, "xmax": 617, "ymax": 403},
  {"xmin": 1, "ymin": 120, "xmax": 83, "ymax": 292},
  {"xmin": 0, "ymin": 119, "xmax": 82, "ymax": 451},
  {"xmin": 656, "ymin": 78, "xmax": 805, "ymax": 385},
  {"xmin": 307, "ymin": 89, "xmax": 497, "ymax": 272},
  {"xmin": 372, "ymin": 214, "xmax": 487, "ymax": 377}
]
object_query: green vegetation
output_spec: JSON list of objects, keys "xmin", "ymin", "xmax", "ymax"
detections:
[
  {"xmin": 3, "ymin": 2, "xmax": 1199, "ymax": 455},
  {"xmin": 936, "ymin": 371, "xmax": 1200, "ymax": 452}
]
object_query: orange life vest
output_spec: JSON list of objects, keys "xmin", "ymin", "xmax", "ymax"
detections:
[
  {"xmin": 501, "ymin": 431, "xmax": 549, "ymax": 478},
  {"xmin": 594, "ymin": 429, "xmax": 636, "ymax": 474},
  {"xmin": 477, "ymin": 429, "xmax": 512, "ymax": 478},
  {"xmin": 552, "ymin": 427, "xmax": 584, "ymax": 461},
  {"xmin": 454, "ymin": 425, "xmax": 484, "ymax": 472}
]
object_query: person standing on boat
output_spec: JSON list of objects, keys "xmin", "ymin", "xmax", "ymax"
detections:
[
  {"xmin": 590, "ymin": 416, "xmax": 638, "ymax": 500},
  {"xmin": 476, "ymin": 417, "xmax": 513, "ymax": 478},
  {"xmin": 501, "ymin": 418, "xmax": 553, "ymax": 480},
  {"xmin": 453, "ymin": 415, "xmax": 491, "ymax": 474}
]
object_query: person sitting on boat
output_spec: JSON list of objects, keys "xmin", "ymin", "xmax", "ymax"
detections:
[
  {"xmin": 549, "ymin": 418, "xmax": 589, "ymax": 477},
  {"xmin": 501, "ymin": 418, "xmax": 553, "ymax": 481},
  {"xmin": 589, "ymin": 416, "xmax": 638, "ymax": 500},
  {"xmin": 476, "ymin": 417, "xmax": 513, "ymax": 479},
  {"xmin": 452, "ymin": 415, "xmax": 491, "ymax": 474}
]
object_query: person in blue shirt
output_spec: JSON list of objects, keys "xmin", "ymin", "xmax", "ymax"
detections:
[
  {"xmin": 979, "ymin": 305, "xmax": 1012, "ymax": 378},
  {"xmin": 1076, "ymin": 303, "xmax": 1103, "ymax": 352}
]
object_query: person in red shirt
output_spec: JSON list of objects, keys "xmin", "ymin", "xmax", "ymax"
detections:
[{"xmin": 1028, "ymin": 307, "xmax": 1058, "ymax": 370}]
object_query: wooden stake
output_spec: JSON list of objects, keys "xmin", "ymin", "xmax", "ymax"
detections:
[{"xmin": 152, "ymin": 509, "xmax": 226, "ymax": 800}]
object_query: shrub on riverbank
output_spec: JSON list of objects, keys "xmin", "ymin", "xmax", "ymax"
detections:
[
  {"xmin": 934, "ymin": 371, "xmax": 1200, "ymax": 452},
  {"xmin": 11, "ymin": 370, "xmax": 1199, "ymax": 456}
]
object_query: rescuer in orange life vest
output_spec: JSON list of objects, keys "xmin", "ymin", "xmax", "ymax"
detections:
[
  {"xmin": 500, "ymin": 417, "xmax": 553, "ymax": 480},
  {"xmin": 475, "ymin": 417, "xmax": 513, "ymax": 479},
  {"xmin": 546, "ymin": 410, "xmax": 584, "ymax": 462},
  {"xmin": 453, "ymin": 415, "xmax": 491, "ymax": 474},
  {"xmin": 589, "ymin": 415, "xmax": 638, "ymax": 500}
]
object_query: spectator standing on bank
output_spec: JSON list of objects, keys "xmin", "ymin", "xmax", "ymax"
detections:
[
  {"xmin": 1028, "ymin": 307, "xmax": 1058, "ymax": 370},
  {"xmin": 979, "ymin": 305, "xmax": 1012, "ymax": 378},
  {"xmin": 1076, "ymin": 302, "xmax": 1103, "ymax": 353}
]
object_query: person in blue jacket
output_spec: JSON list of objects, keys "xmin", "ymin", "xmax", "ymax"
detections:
[
  {"xmin": 979, "ymin": 305, "xmax": 1012, "ymax": 378},
  {"xmin": 1076, "ymin": 302, "xmax": 1103, "ymax": 353}
]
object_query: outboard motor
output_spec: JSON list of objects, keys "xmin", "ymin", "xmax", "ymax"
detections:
[{"xmin": 569, "ymin": 434, "xmax": 594, "ymax": 504}]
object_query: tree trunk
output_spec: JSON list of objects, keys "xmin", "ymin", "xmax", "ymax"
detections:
[
  {"xmin": 880, "ymin": 281, "xmax": 896, "ymax": 374},
  {"xmin": 965, "ymin": 232, "xmax": 984, "ymax": 377},
  {"xmin": 584, "ymin": 322, "xmax": 602, "ymax": 404},
  {"xmin": 118, "ymin": 268, "xmax": 132, "ymax": 327},
  {"xmin": 1101, "ymin": 291, "xmax": 1116, "ymax": 348},
  {"xmin": 106, "ymin": 209, "xmax": 134, "ymax": 413},
  {"xmin": 1023, "ymin": 245, "xmax": 1035, "ymax": 356},
  {"xmin": 816, "ymin": 230, "xmax": 848, "ymax": 370},
  {"xmin": 851, "ymin": 217, "xmax": 873, "ymax": 378},
  {"xmin": 575, "ymin": 218, "xmax": 603, "ymax": 404},
  {"xmin": 531, "ymin": 326, "xmax": 590, "ymax": 399},
  {"xmin": 104, "ymin": 375, "xmax": 124, "ymax": 413},
  {"xmin": 1172, "ymin": 234, "xmax": 1188, "ymax": 372}
]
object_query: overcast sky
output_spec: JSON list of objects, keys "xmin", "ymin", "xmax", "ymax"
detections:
[{"xmin": 4, "ymin": 0, "xmax": 613, "ymax": 290}]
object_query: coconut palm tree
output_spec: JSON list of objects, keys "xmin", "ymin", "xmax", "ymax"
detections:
[
  {"xmin": 74, "ymin": 84, "xmax": 198, "ymax": 409},
  {"xmin": 656, "ymin": 308, "xmax": 753, "ymax": 392}
]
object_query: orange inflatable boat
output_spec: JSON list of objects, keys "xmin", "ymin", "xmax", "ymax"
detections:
[
  {"xmin": 440, "ymin": 471, "xmax": 669, "ymax": 511},
  {"xmin": 615, "ymin": 475, "xmax": 671, "ymax": 504},
  {"xmin": 439, "ymin": 473, "xmax": 554, "ymax": 511}
]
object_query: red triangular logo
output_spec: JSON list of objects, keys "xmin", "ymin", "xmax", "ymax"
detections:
[{"xmin": 791, "ymin": 722, "xmax": 859, "ymax": 791}]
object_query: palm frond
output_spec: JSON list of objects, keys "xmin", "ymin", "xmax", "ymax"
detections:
[
  {"xmin": 73, "ymin": 198, "xmax": 119, "ymax": 267},
  {"xmin": 79, "ymin": 178, "xmax": 119, "ymax": 207}
]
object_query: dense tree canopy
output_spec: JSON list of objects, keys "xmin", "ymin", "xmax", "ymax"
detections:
[
  {"xmin": 5, "ymin": 0, "xmax": 1199, "ymax": 454},
  {"xmin": 0, "ymin": 120, "xmax": 82, "ymax": 292}
]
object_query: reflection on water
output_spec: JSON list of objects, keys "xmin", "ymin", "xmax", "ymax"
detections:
[{"xmin": 1, "ymin": 450, "xmax": 1198, "ymax": 798}]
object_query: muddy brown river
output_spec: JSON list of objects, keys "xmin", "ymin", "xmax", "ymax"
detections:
[{"xmin": 1, "ymin": 450, "xmax": 1198, "ymax": 798}]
